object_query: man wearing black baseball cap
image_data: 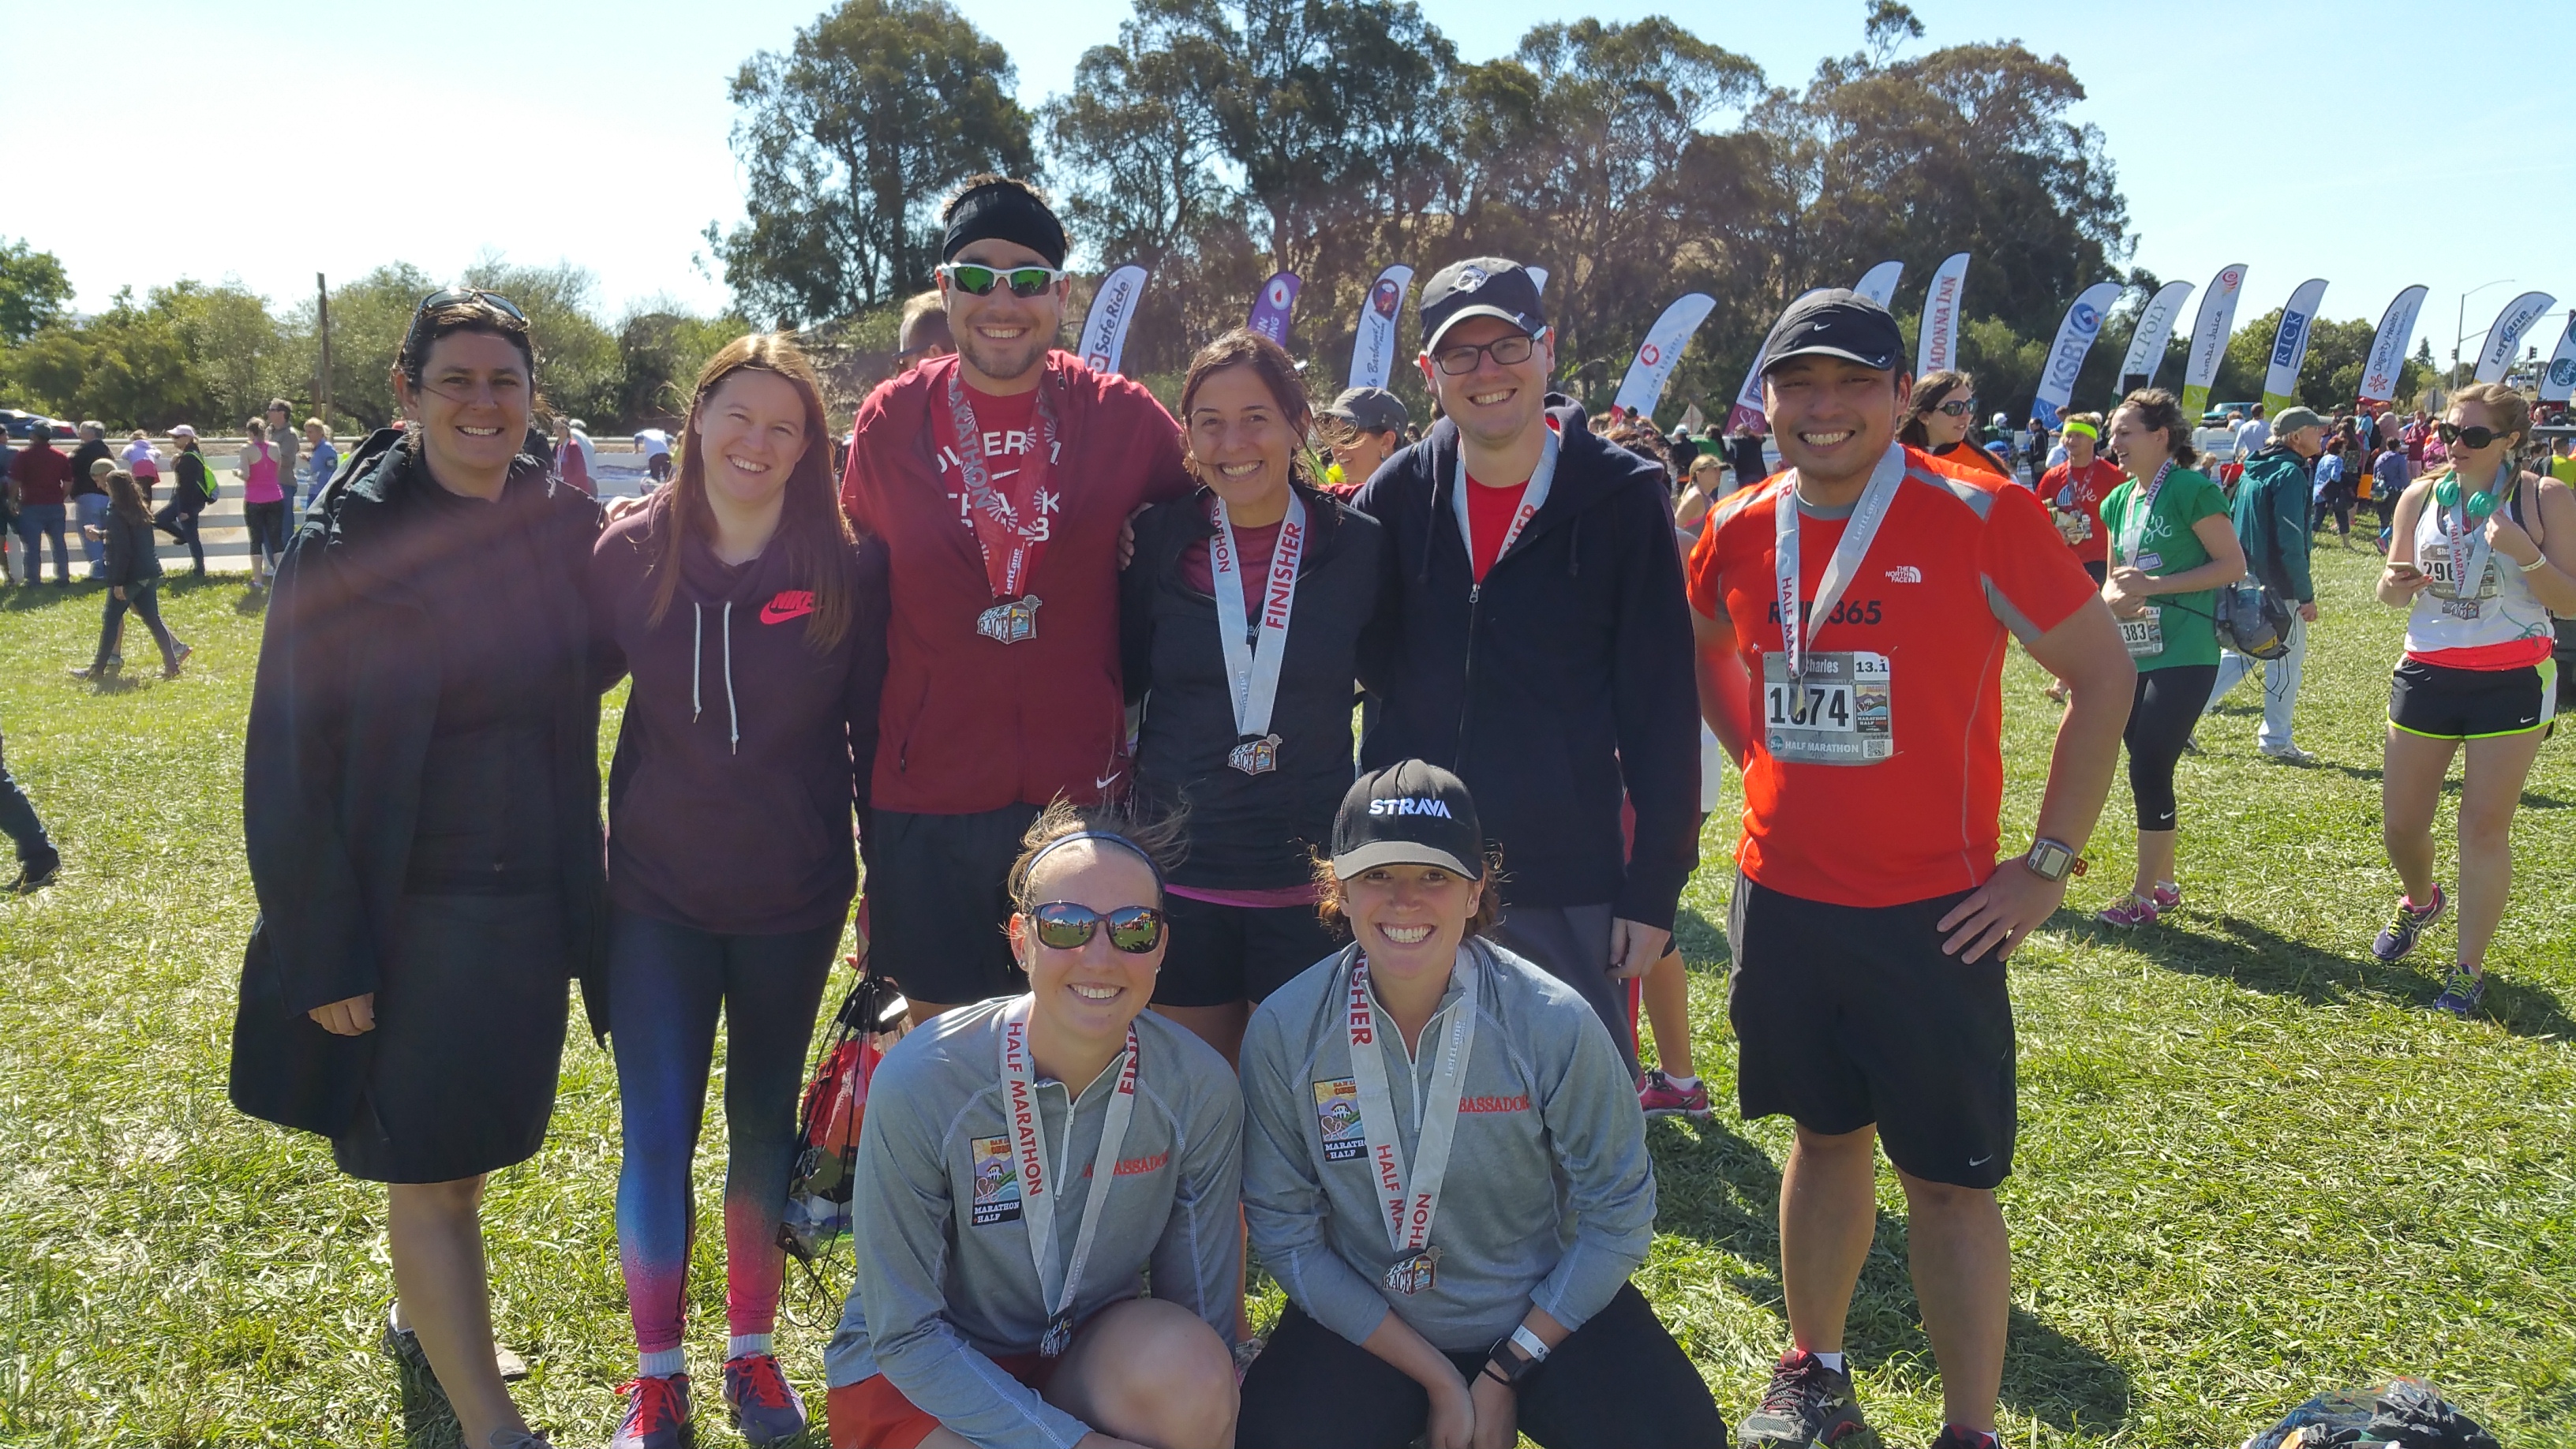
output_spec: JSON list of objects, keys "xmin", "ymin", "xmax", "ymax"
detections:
[
  {"xmin": 1351, "ymin": 256, "xmax": 1700, "ymax": 1080},
  {"xmin": 1683, "ymin": 289, "xmax": 2132, "ymax": 1449},
  {"xmin": 837, "ymin": 174, "xmax": 1193, "ymax": 1026}
]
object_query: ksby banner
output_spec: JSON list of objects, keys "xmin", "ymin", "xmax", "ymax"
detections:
[
  {"xmin": 2030, "ymin": 282, "xmax": 2125, "ymax": 427},
  {"xmin": 1248, "ymin": 271, "xmax": 1303, "ymax": 346},
  {"xmin": 1728, "ymin": 287, "xmax": 1828, "ymax": 433},
  {"xmin": 2539, "ymin": 315, "xmax": 2576, "ymax": 405},
  {"xmin": 2259, "ymin": 278, "xmax": 2330, "ymax": 417},
  {"xmin": 2358, "ymin": 285, "xmax": 2428, "ymax": 405},
  {"xmin": 1076, "ymin": 264, "xmax": 1149, "ymax": 377},
  {"xmin": 1853, "ymin": 260, "xmax": 1904, "ymax": 309},
  {"xmin": 1612, "ymin": 293, "xmax": 1717, "ymax": 420},
  {"xmin": 1346, "ymin": 264, "xmax": 1415, "ymax": 392},
  {"xmin": 2116, "ymin": 279, "xmax": 2195, "ymax": 395},
  {"xmin": 1916, "ymin": 252, "xmax": 1971, "ymax": 376},
  {"xmin": 2179, "ymin": 263, "xmax": 2248, "ymax": 423},
  {"xmin": 2473, "ymin": 290, "xmax": 2558, "ymax": 384}
]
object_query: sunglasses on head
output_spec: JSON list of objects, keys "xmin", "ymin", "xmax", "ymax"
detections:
[
  {"xmin": 1934, "ymin": 398, "xmax": 1978, "ymax": 417},
  {"xmin": 1029, "ymin": 902, "xmax": 1166, "ymax": 953},
  {"xmin": 941, "ymin": 262, "xmax": 1068, "ymax": 298},
  {"xmin": 2436, "ymin": 422, "xmax": 2507, "ymax": 450},
  {"xmin": 403, "ymin": 287, "xmax": 528, "ymax": 354}
]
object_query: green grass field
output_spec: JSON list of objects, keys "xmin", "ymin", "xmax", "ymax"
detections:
[{"xmin": 2, "ymin": 541, "xmax": 2570, "ymax": 1447}]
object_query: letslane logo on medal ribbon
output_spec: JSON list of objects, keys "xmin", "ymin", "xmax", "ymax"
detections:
[
  {"xmin": 1313, "ymin": 1078, "xmax": 1365, "ymax": 1161},
  {"xmin": 969, "ymin": 1136, "xmax": 1023, "ymax": 1226}
]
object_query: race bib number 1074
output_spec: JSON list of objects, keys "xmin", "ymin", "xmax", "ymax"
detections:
[{"xmin": 1760, "ymin": 650, "xmax": 1893, "ymax": 766}]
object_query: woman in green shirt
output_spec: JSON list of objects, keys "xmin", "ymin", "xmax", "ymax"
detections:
[{"xmin": 2094, "ymin": 388, "xmax": 2246, "ymax": 927}]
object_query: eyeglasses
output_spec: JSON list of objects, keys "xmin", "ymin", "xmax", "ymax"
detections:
[
  {"xmin": 1934, "ymin": 399, "xmax": 1978, "ymax": 417},
  {"xmin": 1028, "ymin": 902, "xmax": 1166, "ymax": 953},
  {"xmin": 1428, "ymin": 330, "xmax": 1544, "ymax": 376},
  {"xmin": 2436, "ymin": 422, "xmax": 2507, "ymax": 450},
  {"xmin": 941, "ymin": 263, "xmax": 1068, "ymax": 298}
]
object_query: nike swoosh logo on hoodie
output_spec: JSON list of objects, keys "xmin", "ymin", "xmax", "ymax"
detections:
[{"xmin": 761, "ymin": 590, "xmax": 815, "ymax": 625}]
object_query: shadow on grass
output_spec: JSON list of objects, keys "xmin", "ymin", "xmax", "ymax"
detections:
[
  {"xmin": 1652, "ymin": 1116, "xmax": 2133, "ymax": 1435},
  {"xmin": 2288, "ymin": 751, "xmax": 2572, "ymax": 810},
  {"xmin": 1, "ymin": 580, "xmax": 92, "ymax": 610},
  {"xmin": 2061, "ymin": 908, "xmax": 2576, "ymax": 1039},
  {"xmin": 1673, "ymin": 904, "xmax": 1731, "ymax": 975}
]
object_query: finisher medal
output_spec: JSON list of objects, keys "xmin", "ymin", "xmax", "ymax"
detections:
[
  {"xmin": 976, "ymin": 595, "xmax": 1043, "ymax": 643},
  {"xmin": 1039, "ymin": 1312, "xmax": 1075, "ymax": 1359},
  {"xmin": 1384, "ymin": 1248, "xmax": 1440, "ymax": 1296},
  {"xmin": 1227, "ymin": 732, "xmax": 1282, "ymax": 776}
]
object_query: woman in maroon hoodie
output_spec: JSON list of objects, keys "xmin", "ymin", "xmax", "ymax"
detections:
[{"xmin": 588, "ymin": 333, "xmax": 889, "ymax": 1447}]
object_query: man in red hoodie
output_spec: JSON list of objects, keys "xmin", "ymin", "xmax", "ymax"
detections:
[{"xmin": 840, "ymin": 175, "xmax": 1190, "ymax": 1023}]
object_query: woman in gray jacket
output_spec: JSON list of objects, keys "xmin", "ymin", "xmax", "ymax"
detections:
[{"xmin": 1237, "ymin": 760, "xmax": 1724, "ymax": 1449}]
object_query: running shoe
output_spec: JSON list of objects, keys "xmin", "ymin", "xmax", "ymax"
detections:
[
  {"xmin": 1638, "ymin": 1068, "xmax": 1711, "ymax": 1118},
  {"xmin": 1738, "ymin": 1350, "xmax": 1870, "ymax": 1447},
  {"xmin": 1929, "ymin": 1428, "xmax": 2001, "ymax": 1449},
  {"xmin": 2260, "ymin": 743, "xmax": 2318, "ymax": 766},
  {"xmin": 2095, "ymin": 893, "xmax": 2158, "ymax": 929},
  {"xmin": 163, "ymin": 642, "xmax": 193, "ymax": 679},
  {"xmin": 2430, "ymin": 964, "xmax": 2488, "ymax": 1019},
  {"xmin": 608, "ymin": 1372, "xmax": 691, "ymax": 1449},
  {"xmin": 10, "ymin": 850, "xmax": 61, "ymax": 894},
  {"xmin": 722, "ymin": 1353, "xmax": 807, "ymax": 1445},
  {"xmin": 2372, "ymin": 886, "xmax": 2446, "ymax": 964},
  {"xmin": 2151, "ymin": 881, "xmax": 2182, "ymax": 912}
]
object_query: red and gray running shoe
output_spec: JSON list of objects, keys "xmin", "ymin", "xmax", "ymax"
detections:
[
  {"xmin": 1739, "ymin": 1350, "xmax": 1870, "ymax": 1447},
  {"xmin": 608, "ymin": 1372, "xmax": 690, "ymax": 1449},
  {"xmin": 723, "ymin": 1353, "xmax": 809, "ymax": 1445}
]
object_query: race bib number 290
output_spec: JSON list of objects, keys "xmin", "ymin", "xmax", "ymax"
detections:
[{"xmin": 1761, "ymin": 651, "xmax": 1893, "ymax": 766}]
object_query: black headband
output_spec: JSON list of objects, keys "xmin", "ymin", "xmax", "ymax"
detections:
[{"xmin": 942, "ymin": 182, "xmax": 1068, "ymax": 268}]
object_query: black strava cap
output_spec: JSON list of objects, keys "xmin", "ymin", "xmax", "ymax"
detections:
[
  {"xmin": 1330, "ymin": 760, "xmax": 1483, "ymax": 882},
  {"xmin": 1417, "ymin": 258, "xmax": 1548, "ymax": 353},
  {"xmin": 1758, "ymin": 289, "xmax": 1905, "ymax": 376}
]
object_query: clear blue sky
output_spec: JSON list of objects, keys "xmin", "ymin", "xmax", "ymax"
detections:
[{"xmin": 6, "ymin": 0, "xmax": 2570, "ymax": 362}]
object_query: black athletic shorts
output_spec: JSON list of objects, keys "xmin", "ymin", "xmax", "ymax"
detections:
[
  {"xmin": 1151, "ymin": 890, "xmax": 1339, "ymax": 1006},
  {"xmin": 865, "ymin": 803, "xmax": 1041, "ymax": 1006},
  {"xmin": 2387, "ymin": 657, "xmax": 2557, "ymax": 740},
  {"xmin": 1726, "ymin": 871, "xmax": 2016, "ymax": 1189},
  {"xmin": 2082, "ymin": 557, "xmax": 2108, "ymax": 585},
  {"xmin": 1236, "ymin": 1283, "xmax": 1724, "ymax": 1449}
]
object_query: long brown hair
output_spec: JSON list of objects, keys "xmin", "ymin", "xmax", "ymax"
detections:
[
  {"xmin": 2113, "ymin": 388, "xmax": 2200, "ymax": 470},
  {"xmin": 1898, "ymin": 370, "xmax": 1973, "ymax": 447},
  {"xmin": 105, "ymin": 469, "xmax": 152, "ymax": 525},
  {"xmin": 1180, "ymin": 328, "xmax": 1321, "ymax": 489},
  {"xmin": 646, "ymin": 333, "xmax": 857, "ymax": 652}
]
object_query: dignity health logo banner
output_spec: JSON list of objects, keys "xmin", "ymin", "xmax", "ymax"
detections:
[
  {"xmin": 1612, "ymin": 293, "xmax": 1716, "ymax": 420},
  {"xmin": 2358, "ymin": 285, "xmax": 2427, "ymax": 405}
]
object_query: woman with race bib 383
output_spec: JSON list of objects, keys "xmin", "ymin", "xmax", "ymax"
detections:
[
  {"xmin": 2370, "ymin": 383, "xmax": 2576, "ymax": 1017},
  {"xmin": 1236, "ymin": 761, "xmax": 1723, "ymax": 1449},
  {"xmin": 2093, "ymin": 389, "xmax": 2245, "ymax": 928}
]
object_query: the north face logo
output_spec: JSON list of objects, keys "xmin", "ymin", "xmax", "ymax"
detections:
[{"xmin": 1885, "ymin": 566, "xmax": 1922, "ymax": 583}]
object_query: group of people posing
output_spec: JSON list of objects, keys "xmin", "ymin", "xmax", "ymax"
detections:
[{"xmin": 228, "ymin": 173, "xmax": 2568, "ymax": 1449}]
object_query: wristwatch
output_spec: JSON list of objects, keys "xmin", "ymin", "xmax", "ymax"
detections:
[
  {"xmin": 1482, "ymin": 1327, "xmax": 1548, "ymax": 1389},
  {"xmin": 2024, "ymin": 837, "xmax": 2085, "ymax": 882}
]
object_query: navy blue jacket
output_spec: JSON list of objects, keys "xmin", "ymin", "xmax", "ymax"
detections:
[{"xmin": 1352, "ymin": 399, "xmax": 1699, "ymax": 930}]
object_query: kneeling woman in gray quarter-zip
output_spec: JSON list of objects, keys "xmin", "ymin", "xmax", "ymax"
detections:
[
  {"xmin": 1238, "ymin": 761, "xmax": 1726, "ymax": 1449},
  {"xmin": 824, "ymin": 802, "xmax": 1244, "ymax": 1449}
]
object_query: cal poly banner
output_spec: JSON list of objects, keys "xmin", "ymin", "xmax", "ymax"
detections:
[
  {"xmin": 1347, "ymin": 264, "xmax": 1415, "ymax": 391},
  {"xmin": 1916, "ymin": 252, "xmax": 1971, "ymax": 376},
  {"xmin": 2473, "ymin": 290, "xmax": 2558, "ymax": 384},
  {"xmin": 2358, "ymin": 285, "xmax": 2428, "ymax": 404},
  {"xmin": 2259, "ymin": 278, "xmax": 2330, "ymax": 417},
  {"xmin": 1612, "ymin": 293, "xmax": 1716, "ymax": 420},
  {"xmin": 2540, "ymin": 315, "xmax": 2576, "ymax": 405},
  {"xmin": 1076, "ymin": 264, "xmax": 1149, "ymax": 376},
  {"xmin": 1248, "ymin": 271, "xmax": 1303, "ymax": 346},
  {"xmin": 2178, "ymin": 263, "xmax": 2248, "ymax": 423},
  {"xmin": 2116, "ymin": 279, "xmax": 2195, "ymax": 395},
  {"xmin": 2030, "ymin": 282, "xmax": 2125, "ymax": 427},
  {"xmin": 1853, "ymin": 260, "xmax": 1904, "ymax": 309},
  {"xmin": 1728, "ymin": 287, "xmax": 1828, "ymax": 433}
]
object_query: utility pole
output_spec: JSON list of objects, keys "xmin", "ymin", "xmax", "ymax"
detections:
[{"xmin": 315, "ymin": 273, "xmax": 332, "ymax": 425}]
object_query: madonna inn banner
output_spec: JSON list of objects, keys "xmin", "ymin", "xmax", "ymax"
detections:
[{"xmin": 1915, "ymin": 252, "xmax": 1971, "ymax": 376}]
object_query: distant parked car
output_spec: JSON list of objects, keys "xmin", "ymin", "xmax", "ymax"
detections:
[{"xmin": 0, "ymin": 409, "xmax": 76, "ymax": 439}]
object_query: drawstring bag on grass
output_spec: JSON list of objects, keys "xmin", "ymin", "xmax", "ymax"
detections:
[
  {"xmin": 779, "ymin": 927, "xmax": 908, "ymax": 1264},
  {"xmin": 2242, "ymin": 1377, "xmax": 2499, "ymax": 1449}
]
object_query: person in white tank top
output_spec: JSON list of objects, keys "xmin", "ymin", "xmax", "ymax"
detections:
[{"xmin": 2372, "ymin": 384, "xmax": 2576, "ymax": 1017}]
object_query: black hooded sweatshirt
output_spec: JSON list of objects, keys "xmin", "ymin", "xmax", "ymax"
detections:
[{"xmin": 590, "ymin": 488, "xmax": 889, "ymax": 935}]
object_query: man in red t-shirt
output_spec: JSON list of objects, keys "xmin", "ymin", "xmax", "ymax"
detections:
[
  {"xmin": 1686, "ymin": 291, "xmax": 2132, "ymax": 1449},
  {"xmin": 837, "ymin": 176, "xmax": 1190, "ymax": 1027}
]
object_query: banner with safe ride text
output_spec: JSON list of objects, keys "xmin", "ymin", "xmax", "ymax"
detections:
[
  {"xmin": 2259, "ymin": 277, "xmax": 2330, "ymax": 417},
  {"xmin": 2358, "ymin": 284, "xmax": 2428, "ymax": 405},
  {"xmin": 2030, "ymin": 281, "xmax": 2125, "ymax": 427},
  {"xmin": 1076, "ymin": 265, "xmax": 1149, "ymax": 377},
  {"xmin": 1916, "ymin": 252, "xmax": 1971, "ymax": 376},
  {"xmin": 2179, "ymin": 263, "xmax": 2248, "ymax": 422},
  {"xmin": 2540, "ymin": 315, "xmax": 2576, "ymax": 405},
  {"xmin": 1347, "ymin": 264, "xmax": 1415, "ymax": 391},
  {"xmin": 1728, "ymin": 286, "xmax": 1829, "ymax": 434},
  {"xmin": 1853, "ymin": 260, "xmax": 1904, "ymax": 309},
  {"xmin": 1612, "ymin": 293, "xmax": 1716, "ymax": 421},
  {"xmin": 2473, "ymin": 291, "xmax": 2558, "ymax": 385},
  {"xmin": 2117, "ymin": 279, "xmax": 2195, "ymax": 397},
  {"xmin": 1248, "ymin": 271, "xmax": 1303, "ymax": 346}
]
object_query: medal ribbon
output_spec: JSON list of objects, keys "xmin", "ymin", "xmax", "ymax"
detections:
[
  {"xmin": 2115, "ymin": 457, "xmax": 2178, "ymax": 568},
  {"xmin": 998, "ymin": 1000, "xmax": 1139, "ymax": 1351},
  {"xmin": 1344, "ymin": 947, "xmax": 1478, "ymax": 1265},
  {"xmin": 1208, "ymin": 491, "xmax": 1309, "ymax": 743},
  {"xmin": 1774, "ymin": 442, "xmax": 1907, "ymax": 680},
  {"xmin": 945, "ymin": 367, "xmax": 1063, "ymax": 599},
  {"xmin": 2443, "ymin": 463, "xmax": 2506, "ymax": 600},
  {"xmin": 1449, "ymin": 422, "xmax": 1561, "ymax": 596}
]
